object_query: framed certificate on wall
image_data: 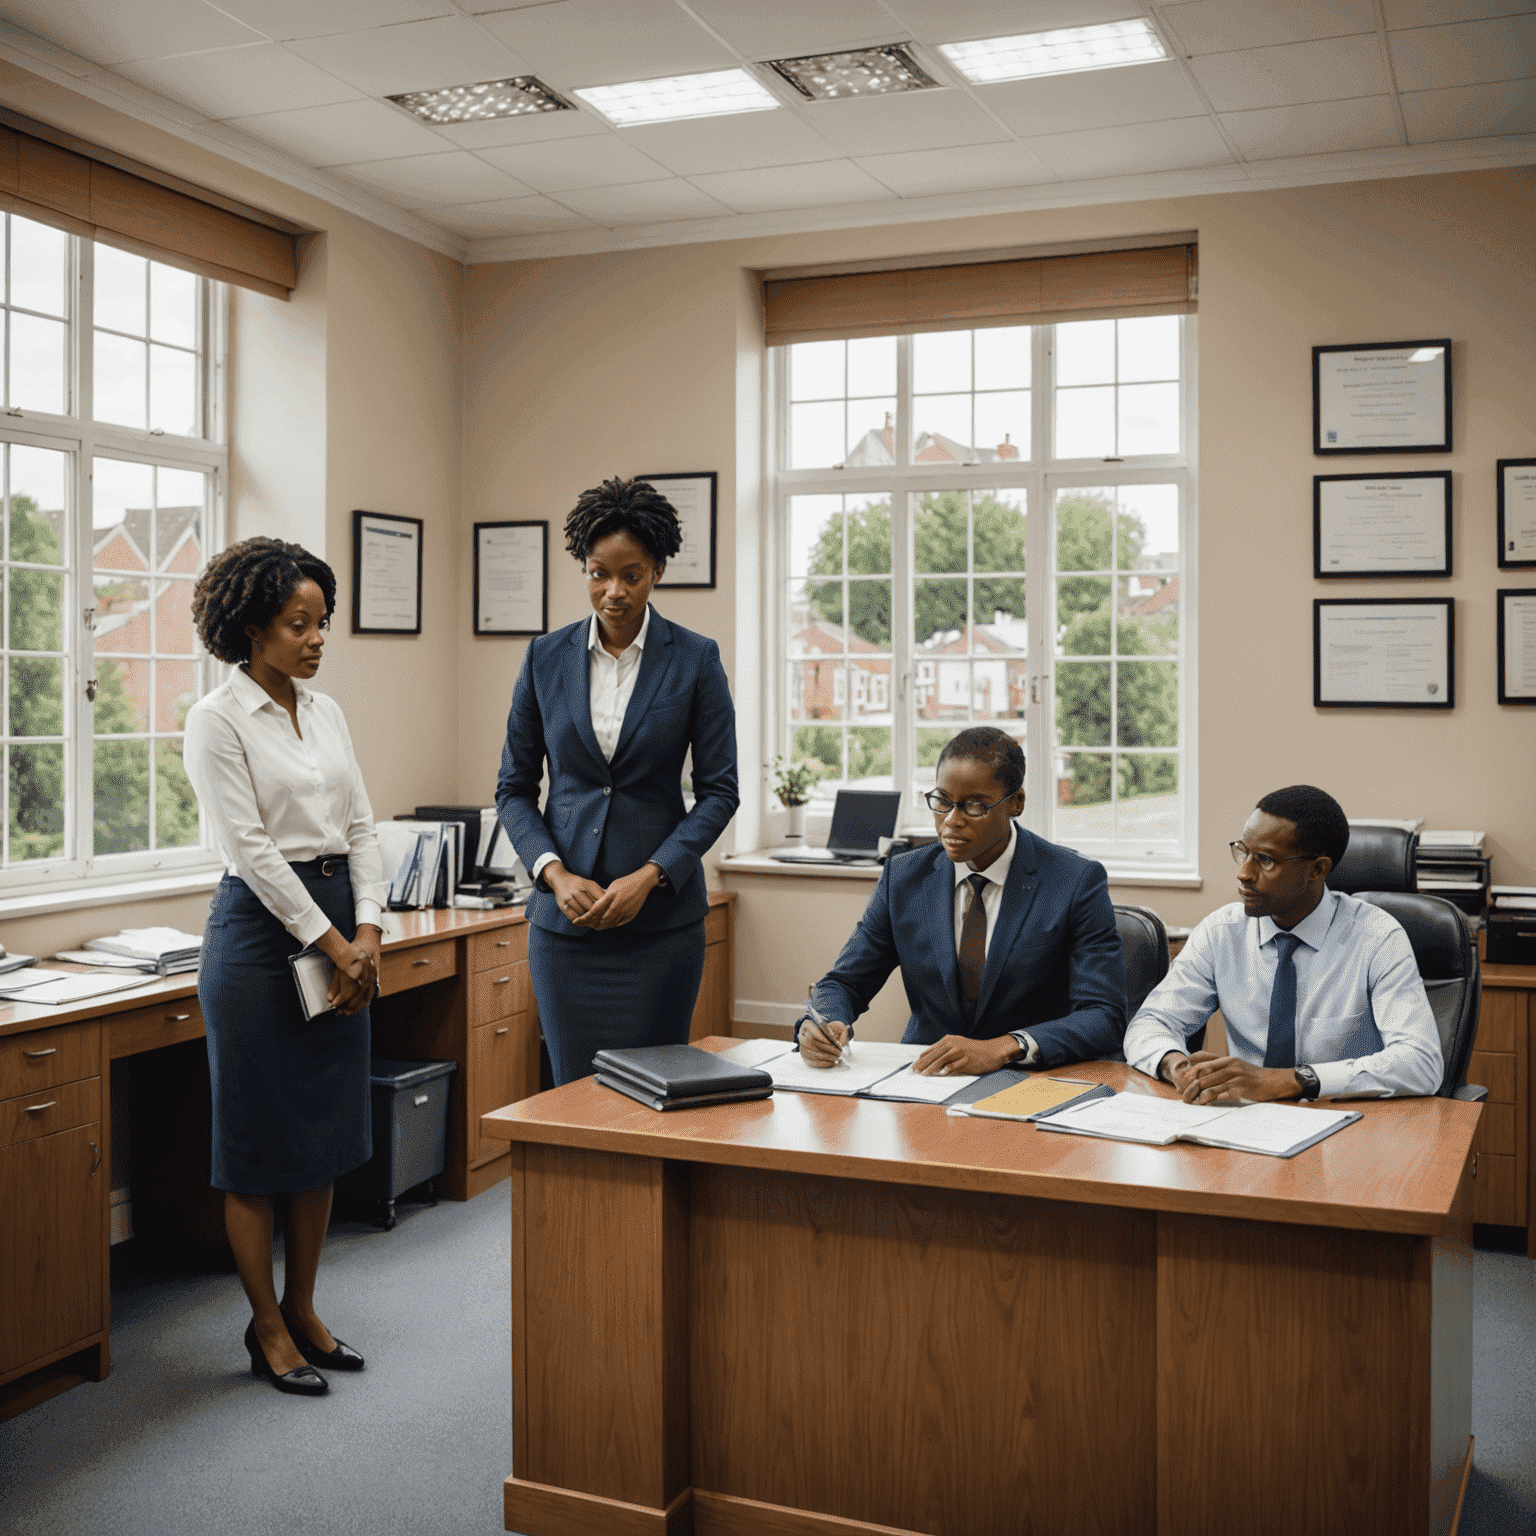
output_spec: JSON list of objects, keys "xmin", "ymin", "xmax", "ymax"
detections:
[
  {"xmin": 352, "ymin": 510, "xmax": 422, "ymax": 635},
  {"xmin": 1313, "ymin": 340, "xmax": 1451, "ymax": 456},
  {"xmin": 1313, "ymin": 471, "xmax": 1452, "ymax": 578},
  {"xmin": 1498, "ymin": 589, "xmax": 1536, "ymax": 704},
  {"xmin": 474, "ymin": 521, "xmax": 547, "ymax": 636},
  {"xmin": 639, "ymin": 471, "xmax": 717, "ymax": 589},
  {"xmin": 1314, "ymin": 598, "xmax": 1454, "ymax": 709},
  {"xmin": 1497, "ymin": 458, "xmax": 1536, "ymax": 568}
]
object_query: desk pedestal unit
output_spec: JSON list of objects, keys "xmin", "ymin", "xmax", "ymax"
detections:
[
  {"xmin": 486, "ymin": 1055, "xmax": 1477, "ymax": 1536},
  {"xmin": 1470, "ymin": 961, "xmax": 1533, "ymax": 1252},
  {"xmin": 0, "ymin": 894, "xmax": 735, "ymax": 1416}
]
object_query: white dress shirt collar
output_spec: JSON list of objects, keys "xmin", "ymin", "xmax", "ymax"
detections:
[
  {"xmin": 1257, "ymin": 886, "xmax": 1338, "ymax": 952},
  {"xmin": 231, "ymin": 665, "xmax": 312, "ymax": 716},
  {"xmin": 952, "ymin": 820, "xmax": 1018, "ymax": 891},
  {"xmin": 587, "ymin": 602, "xmax": 652, "ymax": 656}
]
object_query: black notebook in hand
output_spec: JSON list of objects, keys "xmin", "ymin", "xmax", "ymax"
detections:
[{"xmin": 593, "ymin": 1044, "xmax": 773, "ymax": 1112}]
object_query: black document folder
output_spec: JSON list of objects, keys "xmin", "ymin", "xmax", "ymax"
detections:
[{"xmin": 592, "ymin": 1044, "xmax": 772, "ymax": 1111}]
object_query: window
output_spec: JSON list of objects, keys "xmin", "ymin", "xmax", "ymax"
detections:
[
  {"xmin": 773, "ymin": 313, "xmax": 1195, "ymax": 872},
  {"xmin": 1, "ymin": 214, "xmax": 225, "ymax": 892}
]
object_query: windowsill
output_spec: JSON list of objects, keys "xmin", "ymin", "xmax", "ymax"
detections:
[
  {"xmin": 0, "ymin": 868, "xmax": 223, "ymax": 920},
  {"xmin": 723, "ymin": 851, "xmax": 1202, "ymax": 889}
]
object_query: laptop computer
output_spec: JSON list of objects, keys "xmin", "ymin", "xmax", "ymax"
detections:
[{"xmin": 770, "ymin": 789, "xmax": 903, "ymax": 865}]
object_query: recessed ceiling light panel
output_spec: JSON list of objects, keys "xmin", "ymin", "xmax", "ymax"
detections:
[
  {"xmin": 387, "ymin": 76, "xmax": 575, "ymax": 124},
  {"xmin": 574, "ymin": 69, "xmax": 779, "ymax": 127},
  {"xmin": 939, "ymin": 19, "xmax": 1168, "ymax": 85},
  {"xmin": 767, "ymin": 44, "xmax": 940, "ymax": 102}
]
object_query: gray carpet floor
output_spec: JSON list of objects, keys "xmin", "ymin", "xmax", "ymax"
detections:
[{"xmin": 1, "ymin": 1196, "xmax": 1532, "ymax": 1535}]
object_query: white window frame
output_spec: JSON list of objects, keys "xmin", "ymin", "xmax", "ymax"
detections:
[
  {"xmin": 767, "ymin": 317, "xmax": 1198, "ymax": 881},
  {"xmin": 0, "ymin": 228, "xmax": 228, "ymax": 903}
]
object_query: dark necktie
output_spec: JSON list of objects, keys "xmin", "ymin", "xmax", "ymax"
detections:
[
  {"xmin": 1263, "ymin": 932, "xmax": 1302, "ymax": 1069},
  {"xmin": 958, "ymin": 873, "xmax": 989, "ymax": 1013}
]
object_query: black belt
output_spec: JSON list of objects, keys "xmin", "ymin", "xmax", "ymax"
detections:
[{"xmin": 291, "ymin": 856, "xmax": 349, "ymax": 877}]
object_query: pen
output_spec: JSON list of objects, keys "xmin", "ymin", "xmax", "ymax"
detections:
[{"xmin": 802, "ymin": 991, "xmax": 851, "ymax": 1065}]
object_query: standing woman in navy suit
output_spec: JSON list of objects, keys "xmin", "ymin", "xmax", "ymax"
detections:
[{"xmin": 497, "ymin": 478, "xmax": 739, "ymax": 1084}]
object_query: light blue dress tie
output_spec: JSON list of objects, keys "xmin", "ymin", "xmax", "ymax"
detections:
[{"xmin": 1263, "ymin": 931, "xmax": 1302, "ymax": 1069}]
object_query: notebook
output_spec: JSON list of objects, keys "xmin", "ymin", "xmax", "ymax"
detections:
[
  {"xmin": 289, "ymin": 948, "xmax": 335, "ymax": 1020},
  {"xmin": 945, "ymin": 1074, "xmax": 1114, "ymax": 1122},
  {"xmin": 592, "ymin": 1044, "xmax": 773, "ymax": 1111}
]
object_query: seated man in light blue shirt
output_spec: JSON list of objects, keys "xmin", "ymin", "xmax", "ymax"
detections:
[{"xmin": 1124, "ymin": 785, "xmax": 1443, "ymax": 1103}]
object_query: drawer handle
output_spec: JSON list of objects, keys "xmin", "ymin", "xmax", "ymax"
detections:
[
  {"xmin": 26, "ymin": 1101, "xmax": 57, "ymax": 1113},
  {"xmin": 412, "ymin": 958, "xmax": 433, "ymax": 967},
  {"xmin": 495, "ymin": 940, "xmax": 511, "ymax": 949},
  {"xmin": 90, "ymin": 1140, "xmax": 101, "ymax": 1174},
  {"xmin": 22, "ymin": 1047, "xmax": 57, "ymax": 1058},
  {"xmin": 166, "ymin": 1013, "xmax": 191, "ymax": 1022},
  {"xmin": 495, "ymin": 1027, "xmax": 508, "ymax": 1037},
  {"xmin": 413, "ymin": 1093, "xmax": 429, "ymax": 1106},
  {"xmin": 492, "ymin": 976, "xmax": 511, "ymax": 985}
]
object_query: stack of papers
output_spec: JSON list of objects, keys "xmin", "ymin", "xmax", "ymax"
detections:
[
  {"xmin": 1348, "ymin": 817, "xmax": 1424, "ymax": 832},
  {"xmin": 1418, "ymin": 830, "xmax": 1486, "ymax": 854},
  {"xmin": 1036, "ymin": 1093, "xmax": 1361, "ymax": 1158},
  {"xmin": 0, "ymin": 952, "xmax": 37, "ymax": 975},
  {"xmin": 83, "ymin": 927, "xmax": 202, "ymax": 976},
  {"xmin": 0, "ymin": 968, "xmax": 154, "ymax": 1006},
  {"xmin": 1491, "ymin": 885, "xmax": 1536, "ymax": 912}
]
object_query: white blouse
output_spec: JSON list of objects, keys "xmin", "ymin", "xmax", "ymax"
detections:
[{"xmin": 184, "ymin": 667, "xmax": 387, "ymax": 946}]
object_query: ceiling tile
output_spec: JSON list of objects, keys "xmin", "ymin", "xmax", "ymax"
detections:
[
  {"xmin": 211, "ymin": 1, "xmax": 454, "ymax": 43},
  {"xmin": 286, "ymin": 15, "xmax": 532, "ymax": 94},
  {"xmin": 552, "ymin": 179, "xmax": 735, "ymax": 224},
  {"xmin": 1189, "ymin": 34, "xmax": 1390, "ymax": 111},
  {"xmin": 688, "ymin": 159, "xmax": 898, "ymax": 212},
  {"xmin": 853, "ymin": 139, "xmax": 1056, "ymax": 197},
  {"xmin": 684, "ymin": 0, "xmax": 903, "ymax": 58},
  {"xmin": 225, "ymin": 99, "xmax": 450, "ymax": 164},
  {"xmin": 113, "ymin": 44, "xmax": 363, "ymax": 120},
  {"xmin": 1162, "ymin": 0, "xmax": 1377, "ymax": 55},
  {"xmin": 620, "ymin": 110, "xmax": 839, "ymax": 175},
  {"xmin": 475, "ymin": 0, "xmax": 735, "ymax": 88},
  {"xmin": 0, "ymin": 0, "xmax": 265, "ymax": 65},
  {"xmin": 334, "ymin": 149, "xmax": 533, "ymax": 203},
  {"xmin": 1021, "ymin": 116, "xmax": 1235, "ymax": 179},
  {"xmin": 1383, "ymin": 1, "xmax": 1532, "ymax": 25},
  {"xmin": 1388, "ymin": 15, "xmax": 1536, "ymax": 92},
  {"xmin": 1220, "ymin": 95, "xmax": 1401, "ymax": 159},
  {"xmin": 799, "ymin": 88, "xmax": 1007, "ymax": 157},
  {"xmin": 979, "ymin": 60, "xmax": 1204, "ymax": 137},
  {"xmin": 435, "ymin": 110, "xmax": 609, "ymax": 149},
  {"xmin": 880, "ymin": 0, "xmax": 1143, "ymax": 47},
  {"xmin": 477, "ymin": 134, "xmax": 673, "ymax": 190},
  {"xmin": 429, "ymin": 194, "xmax": 599, "ymax": 237},
  {"xmin": 1401, "ymin": 78, "xmax": 1536, "ymax": 141}
]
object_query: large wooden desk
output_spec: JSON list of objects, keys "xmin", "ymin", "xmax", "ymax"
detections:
[
  {"xmin": 483, "ymin": 1054, "xmax": 1478, "ymax": 1536},
  {"xmin": 0, "ymin": 892, "xmax": 735, "ymax": 1416}
]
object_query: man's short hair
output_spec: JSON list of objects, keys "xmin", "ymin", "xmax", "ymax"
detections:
[
  {"xmin": 935, "ymin": 727, "xmax": 1025, "ymax": 797},
  {"xmin": 1256, "ymin": 784, "xmax": 1350, "ymax": 869}
]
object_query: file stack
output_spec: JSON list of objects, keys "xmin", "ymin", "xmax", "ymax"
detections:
[
  {"xmin": 81, "ymin": 927, "xmax": 202, "ymax": 975},
  {"xmin": 378, "ymin": 819, "xmax": 462, "ymax": 910},
  {"xmin": 1415, "ymin": 831, "xmax": 1489, "ymax": 919}
]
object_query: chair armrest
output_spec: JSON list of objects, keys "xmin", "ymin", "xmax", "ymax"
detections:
[{"xmin": 1452, "ymin": 1084, "xmax": 1488, "ymax": 1103}]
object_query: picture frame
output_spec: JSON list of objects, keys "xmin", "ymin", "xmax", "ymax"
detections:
[
  {"xmin": 1314, "ymin": 598, "xmax": 1454, "ymax": 710},
  {"xmin": 638, "ymin": 471, "xmax": 717, "ymax": 589},
  {"xmin": 1313, "ymin": 471, "xmax": 1452, "ymax": 578},
  {"xmin": 1497, "ymin": 588, "xmax": 1536, "ymax": 705},
  {"xmin": 351, "ymin": 510, "xmax": 422, "ymax": 635},
  {"xmin": 1312, "ymin": 340, "xmax": 1452, "ymax": 456},
  {"xmin": 1496, "ymin": 458, "xmax": 1536, "ymax": 568},
  {"xmin": 473, "ymin": 521, "xmax": 548, "ymax": 636}
]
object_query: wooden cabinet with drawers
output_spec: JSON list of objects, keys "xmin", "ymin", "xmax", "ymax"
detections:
[{"xmin": 1471, "ymin": 964, "xmax": 1533, "ymax": 1253}]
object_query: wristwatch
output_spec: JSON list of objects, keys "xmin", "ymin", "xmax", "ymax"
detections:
[
  {"xmin": 647, "ymin": 860, "xmax": 668, "ymax": 887},
  {"xmin": 1293, "ymin": 1064, "xmax": 1321, "ymax": 1100}
]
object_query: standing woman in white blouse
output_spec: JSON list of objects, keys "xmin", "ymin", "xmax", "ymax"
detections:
[{"xmin": 184, "ymin": 537, "xmax": 384, "ymax": 1398}]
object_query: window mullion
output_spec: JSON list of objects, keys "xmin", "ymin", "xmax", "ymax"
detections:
[
  {"xmin": 1025, "ymin": 327, "xmax": 1053, "ymax": 837},
  {"xmin": 891, "ymin": 487, "xmax": 912, "ymax": 820}
]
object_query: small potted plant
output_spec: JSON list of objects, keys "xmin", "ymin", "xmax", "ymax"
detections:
[{"xmin": 769, "ymin": 755, "xmax": 821, "ymax": 843}]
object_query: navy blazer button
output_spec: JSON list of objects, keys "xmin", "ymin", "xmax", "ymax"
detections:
[{"xmin": 603, "ymin": 787, "xmax": 611, "ymax": 795}]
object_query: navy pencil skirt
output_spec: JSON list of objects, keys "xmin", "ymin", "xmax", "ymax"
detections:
[
  {"xmin": 529, "ymin": 918, "xmax": 706, "ymax": 1086},
  {"xmin": 199, "ymin": 858, "xmax": 371, "ymax": 1195}
]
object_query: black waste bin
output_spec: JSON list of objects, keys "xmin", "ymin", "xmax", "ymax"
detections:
[{"xmin": 338, "ymin": 1058, "xmax": 458, "ymax": 1230}]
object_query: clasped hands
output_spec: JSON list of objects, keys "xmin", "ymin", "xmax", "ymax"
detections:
[
  {"xmin": 1161, "ymin": 1050, "xmax": 1302, "ymax": 1105},
  {"xmin": 546, "ymin": 861, "xmax": 659, "ymax": 931},
  {"xmin": 317, "ymin": 922, "xmax": 382, "ymax": 1015}
]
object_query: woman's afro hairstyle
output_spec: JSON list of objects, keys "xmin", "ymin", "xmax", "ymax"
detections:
[
  {"xmin": 192, "ymin": 537, "xmax": 336, "ymax": 666},
  {"xmin": 564, "ymin": 477, "xmax": 682, "ymax": 568}
]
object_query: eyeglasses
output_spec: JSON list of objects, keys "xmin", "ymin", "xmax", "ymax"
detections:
[
  {"xmin": 925, "ymin": 789, "xmax": 1014, "ymax": 819},
  {"xmin": 1229, "ymin": 841, "xmax": 1312, "ymax": 874}
]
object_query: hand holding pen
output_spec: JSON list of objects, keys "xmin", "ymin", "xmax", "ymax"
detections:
[{"xmin": 797, "ymin": 993, "xmax": 853, "ymax": 1069}]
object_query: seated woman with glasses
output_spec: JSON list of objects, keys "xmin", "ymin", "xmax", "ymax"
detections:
[{"xmin": 796, "ymin": 726, "xmax": 1127, "ymax": 1075}]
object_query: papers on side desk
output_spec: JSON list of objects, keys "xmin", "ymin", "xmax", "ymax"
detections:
[
  {"xmin": 0, "ymin": 968, "xmax": 156, "ymax": 1005},
  {"xmin": 1036, "ymin": 1092, "xmax": 1362, "ymax": 1158}
]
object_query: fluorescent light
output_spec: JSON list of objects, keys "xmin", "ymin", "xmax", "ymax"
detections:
[
  {"xmin": 574, "ymin": 69, "xmax": 779, "ymax": 127},
  {"xmin": 939, "ymin": 19, "xmax": 1168, "ymax": 85},
  {"xmin": 387, "ymin": 76, "xmax": 575, "ymax": 125},
  {"xmin": 767, "ymin": 44, "xmax": 940, "ymax": 102}
]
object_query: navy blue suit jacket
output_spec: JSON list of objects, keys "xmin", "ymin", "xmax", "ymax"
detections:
[
  {"xmin": 812, "ymin": 827, "xmax": 1127, "ymax": 1067},
  {"xmin": 496, "ymin": 608, "xmax": 738, "ymax": 938}
]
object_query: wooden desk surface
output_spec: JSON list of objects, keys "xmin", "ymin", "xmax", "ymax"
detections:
[
  {"xmin": 483, "ymin": 1047, "xmax": 1479, "ymax": 1238},
  {"xmin": 0, "ymin": 905, "xmax": 531, "ymax": 1040}
]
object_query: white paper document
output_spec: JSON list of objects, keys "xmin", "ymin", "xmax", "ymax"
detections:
[
  {"xmin": 766, "ymin": 1041, "xmax": 922, "ymax": 1096},
  {"xmin": 357, "ymin": 514, "xmax": 420, "ymax": 631},
  {"xmin": 0, "ymin": 969, "xmax": 154, "ymax": 1005},
  {"xmin": 1502, "ymin": 593, "xmax": 1536, "ymax": 699},
  {"xmin": 1317, "ymin": 345, "xmax": 1447, "ymax": 449},
  {"xmin": 1316, "ymin": 476, "xmax": 1447, "ymax": 573},
  {"xmin": 1502, "ymin": 462, "xmax": 1536, "ymax": 562},
  {"xmin": 650, "ymin": 475, "xmax": 714, "ymax": 587},
  {"xmin": 866, "ymin": 1064, "xmax": 985, "ymax": 1103},
  {"xmin": 1317, "ymin": 603, "xmax": 1450, "ymax": 705},
  {"xmin": 716, "ymin": 1038, "xmax": 795, "ymax": 1069},
  {"xmin": 476, "ymin": 523, "xmax": 545, "ymax": 634},
  {"xmin": 1037, "ymin": 1093, "xmax": 1361, "ymax": 1158}
]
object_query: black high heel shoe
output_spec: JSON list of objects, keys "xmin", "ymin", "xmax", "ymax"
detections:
[
  {"xmin": 282, "ymin": 1307, "xmax": 365, "ymax": 1372},
  {"xmin": 244, "ymin": 1320, "xmax": 328, "ymax": 1395}
]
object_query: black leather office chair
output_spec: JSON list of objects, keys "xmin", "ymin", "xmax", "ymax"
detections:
[
  {"xmin": 1355, "ymin": 891, "xmax": 1485, "ymax": 1101},
  {"xmin": 1112, "ymin": 903, "xmax": 1204, "ymax": 1054},
  {"xmin": 1327, "ymin": 825, "xmax": 1418, "ymax": 894}
]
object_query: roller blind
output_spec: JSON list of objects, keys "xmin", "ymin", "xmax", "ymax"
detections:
[
  {"xmin": 763, "ymin": 242, "xmax": 1197, "ymax": 346},
  {"xmin": 0, "ymin": 121, "xmax": 301, "ymax": 299}
]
